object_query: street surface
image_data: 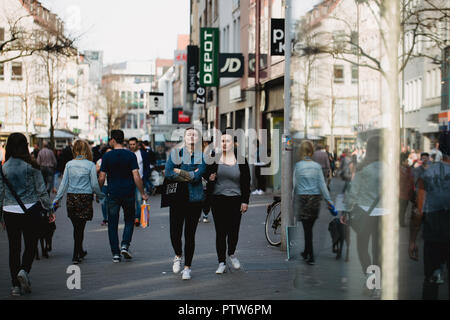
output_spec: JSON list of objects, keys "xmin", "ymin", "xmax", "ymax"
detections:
[{"xmin": 0, "ymin": 178, "xmax": 447, "ymax": 300}]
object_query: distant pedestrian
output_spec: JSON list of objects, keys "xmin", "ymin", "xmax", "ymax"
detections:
[
  {"xmin": 128, "ymin": 137, "xmax": 151, "ymax": 227},
  {"xmin": 206, "ymin": 131, "xmax": 250, "ymax": 274},
  {"xmin": 53, "ymin": 140, "xmax": 104, "ymax": 264},
  {"xmin": 36, "ymin": 141, "xmax": 57, "ymax": 195},
  {"xmin": 430, "ymin": 141, "xmax": 443, "ymax": 163},
  {"xmin": 0, "ymin": 142, "xmax": 5, "ymax": 165},
  {"xmin": 60, "ymin": 141, "xmax": 74, "ymax": 173},
  {"xmin": 312, "ymin": 144, "xmax": 331, "ymax": 190},
  {"xmin": 0, "ymin": 133, "xmax": 53, "ymax": 296},
  {"xmin": 96, "ymin": 145, "xmax": 113, "ymax": 226},
  {"xmin": 399, "ymin": 152, "xmax": 414, "ymax": 228},
  {"xmin": 252, "ymin": 139, "xmax": 266, "ymax": 195},
  {"xmin": 164, "ymin": 127, "xmax": 206, "ymax": 280},
  {"xmin": 31, "ymin": 144, "xmax": 40, "ymax": 161},
  {"xmin": 409, "ymin": 131, "xmax": 450, "ymax": 300},
  {"xmin": 98, "ymin": 130, "xmax": 148, "ymax": 263},
  {"xmin": 294, "ymin": 140, "xmax": 335, "ymax": 266},
  {"xmin": 201, "ymin": 139, "xmax": 213, "ymax": 223}
]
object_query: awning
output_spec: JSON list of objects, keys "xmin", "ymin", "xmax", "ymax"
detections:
[
  {"xmin": 292, "ymin": 132, "xmax": 324, "ymax": 141},
  {"xmin": 36, "ymin": 130, "xmax": 76, "ymax": 139}
]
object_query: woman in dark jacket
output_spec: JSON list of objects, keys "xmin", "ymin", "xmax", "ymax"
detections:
[
  {"xmin": 206, "ymin": 130, "xmax": 250, "ymax": 274},
  {"xmin": 0, "ymin": 133, "xmax": 53, "ymax": 296},
  {"xmin": 164, "ymin": 127, "xmax": 206, "ymax": 280}
]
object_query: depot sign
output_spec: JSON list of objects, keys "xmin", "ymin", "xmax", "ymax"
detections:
[{"xmin": 200, "ymin": 28, "xmax": 220, "ymax": 87}]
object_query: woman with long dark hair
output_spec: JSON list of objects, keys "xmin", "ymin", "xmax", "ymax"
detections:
[
  {"xmin": 0, "ymin": 133, "xmax": 53, "ymax": 296},
  {"xmin": 54, "ymin": 140, "xmax": 104, "ymax": 264},
  {"xmin": 206, "ymin": 130, "xmax": 250, "ymax": 274}
]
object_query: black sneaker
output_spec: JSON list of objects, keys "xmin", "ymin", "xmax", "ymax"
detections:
[
  {"xmin": 306, "ymin": 257, "xmax": 315, "ymax": 265},
  {"xmin": 79, "ymin": 250, "xmax": 88, "ymax": 260},
  {"xmin": 121, "ymin": 247, "xmax": 132, "ymax": 260},
  {"xmin": 112, "ymin": 255, "xmax": 121, "ymax": 263}
]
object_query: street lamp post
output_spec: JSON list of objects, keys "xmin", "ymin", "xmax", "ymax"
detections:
[{"xmin": 281, "ymin": 0, "xmax": 294, "ymax": 251}]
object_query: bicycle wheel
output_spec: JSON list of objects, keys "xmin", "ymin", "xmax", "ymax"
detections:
[{"xmin": 265, "ymin": 202, "xmax": 282, "ymax": 246}]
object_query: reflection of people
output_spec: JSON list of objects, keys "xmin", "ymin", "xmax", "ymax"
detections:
[
  {"xmin": 312, "ymin": 144, "xmax": 331, "ymax": 190},
  {"xmin": 399, "ymin": 152, "xmax": 414, "ymax": 228},
  {"xmin": 343, "ymin": 135, "xmax": 384, "ymax": 298},
  {"xmin": 294, "ymin": 140, "xmax": 334, "ymax": 266},
  {"xmin": 409, "ymin": 132, "xmax": 450, "ymax": 300}
]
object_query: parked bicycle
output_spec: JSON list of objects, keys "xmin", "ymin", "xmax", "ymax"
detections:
[{"xmin": 265, "ymin": 196, "xmax": 281, "ymax": 246}]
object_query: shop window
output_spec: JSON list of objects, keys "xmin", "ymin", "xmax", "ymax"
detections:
[{"xmin": 334, "ymin": 65, "xmax": 344, "ymax": 83}]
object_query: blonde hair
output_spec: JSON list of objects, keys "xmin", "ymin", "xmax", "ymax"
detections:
[
  {"xmin": 72, "ymin": 140, "xmax": 93, "ymax": 161},
  {"xmin": 299, "ymin": 140, "xmax": 314, "ymax": 160}
]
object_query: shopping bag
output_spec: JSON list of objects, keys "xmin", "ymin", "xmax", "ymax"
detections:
[{"xmin": 140, "ymin": 201, "xmax": 151, "ymax": 228}]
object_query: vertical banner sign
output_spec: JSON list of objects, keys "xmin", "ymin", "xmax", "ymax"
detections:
[
  {"xmin": 187, "ymin": 45, "xmax": 199, "ymax": 94},
  {"xmin": 271, "ymin": 19, "xmax": 285, "ymax": 56},
  {"xmin": 200, "ymin": 28, "xmax": 220, "ymax": 87}
]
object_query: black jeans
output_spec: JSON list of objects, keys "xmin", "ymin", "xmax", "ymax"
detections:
[
  {"xmin": 355, "ymin": 214, "xmax": 381, "ymax": 275},
  {"xmin": 422, "ymin": 241, "xmax": 450, "ymax": 300},
  {"xmin": 3, "ymin": 205, "xmax": 41, "ymax": 287},
  {"xmin": 169, "ymin": 202, "xmax": 202, "ymax": 267},
  {"xmin": 40, "ymin": 166, "xmax": 54, "ymax": 194},
  {"xmin": 211, "ymin": 195, "xmax": 243, "ymax": 263},
  {"xmin": 69, "ymin": 217, "xmax": 87, "ymax": 260},
  {"xmin": 399, "ymin": 199, "xmax": 409, "ymax": 226},
  {"xmin": 301, "ymin": 218, "xmax": 317, "ymax": 259}
]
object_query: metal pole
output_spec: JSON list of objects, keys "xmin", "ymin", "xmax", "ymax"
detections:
[{"xmin": 281, "ymin": 0, "xmax": 293, "ymax": 251}]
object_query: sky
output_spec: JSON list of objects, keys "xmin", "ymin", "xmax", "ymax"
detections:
[{"xmin": 40, "ymin": 0, "xmax": 190, "ymax": 65}]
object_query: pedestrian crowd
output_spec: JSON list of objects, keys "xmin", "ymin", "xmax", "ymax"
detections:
[{"xmin": 0, "ymin": 129, "xmax": 448, "ymax": 300}]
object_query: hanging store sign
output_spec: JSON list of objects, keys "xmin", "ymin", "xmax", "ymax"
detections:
[
  {"xmin": 148, "ymin": 92, "xmax": 164, "ymax": 115},
  {"xmin": 219, "ymin": 53, "xmax": 244, "ymax": 78},
  {"xmin": 187, "ymin": 45, "xmax": 199, "ymax": 93},
  {"xmin": 271, "ymin": 19, "xmax": 285, "ymax": 56},
  {"xmin": 200, "ymin": 28, "xmax": 220, "ymax": 87}
]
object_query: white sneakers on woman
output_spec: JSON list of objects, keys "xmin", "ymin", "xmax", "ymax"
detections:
[
  {"xmin": 181, "ymin": 268, "xmax": 192, "ymax": 280},
  {"xmin": 216, "ymin": 262, "xmax": 227, "ymax": 274},
  {"xmin": 229, "ymin": 255, "xmax": 241, "ymax": 270},
  {"xmin": 173, "ymin": 256, "xmax": 182, "ymax": 274}
]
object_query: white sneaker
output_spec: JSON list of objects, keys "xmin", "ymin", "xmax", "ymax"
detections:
[
  {"xmin": 17, "ymin": 270, "xmax": 31, "ymax": 294},
  {"xmin": 173, "ymin": 256, "xmax": 182, "ymax": 274},
  {"xmin": 251, "ymin": 190, "xmax": 259, "ymax": 195},
  {"xmin": 181, "ymin": 268, "xmax": 192, "ymax": 280},
  {"xmin": 216, "ymin": 262, "xmax": 227, "ymax": 274},
  {"xmin": 258, "ymin": 190, "xmax": 265, "ymax": 195},
  {"xmin": 229, "ymin": 255, "xmax": 241, "ymax": 270}
]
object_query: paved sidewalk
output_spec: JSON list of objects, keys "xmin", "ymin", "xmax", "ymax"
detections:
[{"xmin": 0, "ymin": 179, "xmax": 446, "ymax": 300}]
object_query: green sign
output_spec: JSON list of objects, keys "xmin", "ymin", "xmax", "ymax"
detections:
[{"xmin": 200, "ymin": 28, "xmax": 220, "ymax": 87}]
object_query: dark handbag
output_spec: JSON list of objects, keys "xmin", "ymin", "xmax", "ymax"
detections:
[
  {"xmin": 349, "ymin": 195, "xmax": 380, "ymax": 234},
  {"xmin": 1, "ymin": 164, "xmax": 48, "ymax": 219},
  {"xmin": 160, "ymin": 149, "xmax": 189, "ymax": 208}
]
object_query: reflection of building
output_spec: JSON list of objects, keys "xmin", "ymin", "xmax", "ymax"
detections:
[{"xmin": 292, "ymin": 0, "xmax": 360, "ymax": 157}]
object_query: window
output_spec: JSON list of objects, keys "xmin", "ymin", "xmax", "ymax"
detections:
[
  {"xmin": 0, "ymin": 63, "xmax": 4, "ymax": 80},
  {"xmin": 350, "ymin": 31, "xmax": 359, "ymax": 54},
  {"xmin": 332, "ymin": 30, "xmax": 346, "ymax": 52},
  {"xmin": 7, "ymin": 97, "xmax": 23, "ymax": 123},
  {"xmin": 351, "ymin": 65, "xmax": 359, "ymax": 83},
  {"xmin": 11, "ymin": 62, "xmax": 23, "ymax": 81},
  {"xmin": 334, "ymin": 65, "xmax": 344, "ymax": 83},
  {"xmin": 0, "ymin": 27, "xmax": 4, "ymax": 42}
]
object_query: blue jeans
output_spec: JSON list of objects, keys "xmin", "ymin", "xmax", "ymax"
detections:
[
  {"xmin": 144, "ymin": 176, "xmax": 154, "ymax": 194},
  {"xmin": 101, "ymin": 185, "xmax": 109, "ymax": 222},
  {"xmin": 135, "ymin": 187, "xmax": 143, "ymax": 221},
  {"xmin": 107, "ymin": 195, "xmax": 135, "ymax": 255}
]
